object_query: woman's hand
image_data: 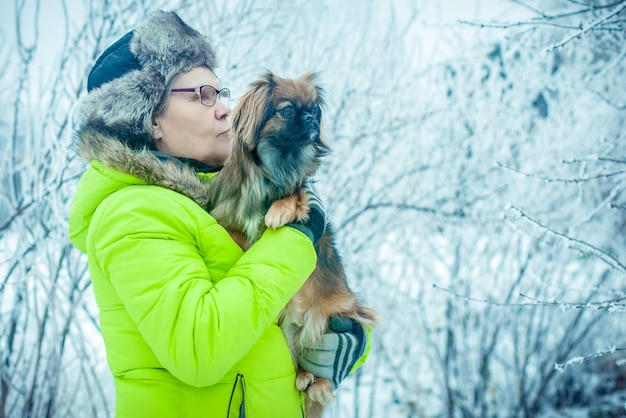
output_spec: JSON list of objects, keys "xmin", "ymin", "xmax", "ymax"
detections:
[{"xmin": 297, "ymin": 317, "xmax": 368, "ymax": 391}]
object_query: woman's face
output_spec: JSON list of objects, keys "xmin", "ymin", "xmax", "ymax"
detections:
[{"xmin": 152, "ymin": 67, "xmax": 232, "ymax": 166}]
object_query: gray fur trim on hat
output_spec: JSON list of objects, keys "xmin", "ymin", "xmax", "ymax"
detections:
[{"xmin": 74, "ymin": 11, "xmax": 217, "ymax": 149}]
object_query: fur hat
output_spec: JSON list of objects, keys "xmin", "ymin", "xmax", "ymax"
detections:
[{"xmin": 74, "ymin": 11, "xmax": 217, "ymax": 149}]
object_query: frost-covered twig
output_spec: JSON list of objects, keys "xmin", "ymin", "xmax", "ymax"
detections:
[
  {"xmin": 458, "ymin": 18, "xmax": 580, "ymax": 30},
  {"xmin": 519, "ymin": 293, "xmax": 626, "ymax": 312},
  {"xmin": 555, "ymin": 346, "xmax": 626, "ymax": 372},
  {"xmin": 562, "ymin": 156, "xmax": 626, "ymax": 165},
  {"xmin": 433, "ymin": 283, "xmax": 532, "ymax": 306},
  {"xmin": 547, "ymin": 3, "xmax": 626, "ymax": 51},
  {"xmin": 433, "ymin": 284, "xmax": 626, "ymax": 311},
  {"xmin": 497, "ymin": 161, "xmax": 626, "ymax": 183},
  {"xmin": 460, "ymin": 1, "xmax": 626, "ymax": 30},
  {"xmin": 506, "ymin": 204, "xmax": 626, "ymax": 274}
]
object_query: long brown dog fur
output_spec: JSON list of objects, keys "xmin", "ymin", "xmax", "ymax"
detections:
[{"xmin": 206, "ymin": 71, "xmax": 379, "ymax": 418}]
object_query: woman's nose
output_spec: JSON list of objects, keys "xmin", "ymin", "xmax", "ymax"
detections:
[{"xmin": 215, "ymin": 100, "xmax": 231, "ymax": 119}]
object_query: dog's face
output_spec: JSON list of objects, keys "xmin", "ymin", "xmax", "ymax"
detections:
[{"xmin": 230, "ymin": 72, "xmax": 330, "ymax": 179}]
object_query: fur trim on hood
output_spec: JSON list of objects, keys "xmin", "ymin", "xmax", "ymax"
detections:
[{"xmin": 76, "ymin": 127, "xmax": 212, "ymax": 208}]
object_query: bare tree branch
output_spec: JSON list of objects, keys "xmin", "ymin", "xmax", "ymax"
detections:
[
  {"xmin": 555, "ymin": 346, "xmax": 626, "ymax": 372},
  {"xmin": 548, "ymin": 3, "xmax": 626, "ymax": 51},
  {"xmin": 506, "ymin": 204, "xmax": 626, "ymax": 273}
]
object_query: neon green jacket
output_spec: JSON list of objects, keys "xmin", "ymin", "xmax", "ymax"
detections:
[{"xmin": 68, "ymin": 130, "xmax": 318, "ymax": 417}]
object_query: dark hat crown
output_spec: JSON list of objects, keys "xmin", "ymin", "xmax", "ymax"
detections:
[{"xmin": 87, "ymin": 31, "xmax": 141, "ymax": 92}]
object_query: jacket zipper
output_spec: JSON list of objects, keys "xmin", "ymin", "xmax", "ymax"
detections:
[{"xmin": 227, "ymin": 373, "xmax": 247, "ymax": 418}]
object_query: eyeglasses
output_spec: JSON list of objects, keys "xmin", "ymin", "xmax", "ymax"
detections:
[{"xmin": 170, "ymin": 85, "xmax": 231, "ymax": 107}]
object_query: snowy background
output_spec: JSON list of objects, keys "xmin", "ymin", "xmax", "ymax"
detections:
[{"xmin": 1, "ymin": 0, "xmax": 625, "ymax": 417}]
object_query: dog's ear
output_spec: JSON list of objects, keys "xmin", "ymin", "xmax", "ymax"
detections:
[
  {"xmin": 231, "ymin": 71, "xmax": 276, "ymax": 151},
  {"xmin": 300, "ymin": 72, "xmax": 326, "ymax": 109}
]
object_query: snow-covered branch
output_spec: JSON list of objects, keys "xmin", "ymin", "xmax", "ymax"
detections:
[
  {"xmin": 555, "ymin": 346, "xmax": 626, "ymax": 372},
  {"xmin": 506, "ymin": 204, "xmax": 626, "ymax": 274},
  {"xmin": 548, "ymin": 2, "xmax": 626, "ymax": 51}
]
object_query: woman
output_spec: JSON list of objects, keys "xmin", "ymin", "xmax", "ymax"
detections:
[{"xmin": 68, "ymin": 10, "xmax": 369, "ymax": 418}]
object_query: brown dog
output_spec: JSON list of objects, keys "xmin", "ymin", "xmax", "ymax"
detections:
[{"xmin": 206, "ymin": 72, "xmax": 379, "ymax": 417}]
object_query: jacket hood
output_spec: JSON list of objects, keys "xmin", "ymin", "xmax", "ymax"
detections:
[{"xmin": 68, "ymin": 127, "xmax": 215, "ymax": 252}]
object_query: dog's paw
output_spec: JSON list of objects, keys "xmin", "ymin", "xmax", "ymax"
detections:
[
  {"xmin": 306, "ymin": 378, "xmax": 334, "ymax": 405},
  {"xmin": 266, "ymin": 195, "xmax": 299, "ymax": 228},
  {"xmin": 265, "ymin": 191, "xmax": 310, "ymax": 228},
  {"xmin": 295, "ymin": 369, "xmax": 316, "ymax": 391}
]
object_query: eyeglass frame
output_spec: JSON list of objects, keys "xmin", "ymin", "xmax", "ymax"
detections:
[{"xmin": 169, "ymin": 85, "xmax": 231, "ymax": 107}]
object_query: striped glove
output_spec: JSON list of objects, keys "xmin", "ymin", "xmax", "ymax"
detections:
[
  {"xmin": 286, "ymin": 180, "xmax": 326, "ymax": 244},
  {"xmin": 298, "ymin": 317, "xmax": 367, "ymax": 391}
]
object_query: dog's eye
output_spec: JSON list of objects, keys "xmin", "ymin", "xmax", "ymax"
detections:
[
  {"xmin": 310, "ymin": 105, "xmax": 319, "ymax": 117},
  {"xmin": 279, "ymin": 106, "xmax": 295, "ymax": 118}
]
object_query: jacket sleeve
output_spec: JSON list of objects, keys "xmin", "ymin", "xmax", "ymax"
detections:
[
  {"xmin": 350, "ymin": 325, "xmax": 373, "ymax": 373},
  {"xmin": 88, "ymin": 186, "xmax": 316, "ymax": 387}
]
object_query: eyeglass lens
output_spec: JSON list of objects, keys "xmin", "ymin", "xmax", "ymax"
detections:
[{"xmin": 200, "ymin": 86, "xmax": 230, "ymax": 105}]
